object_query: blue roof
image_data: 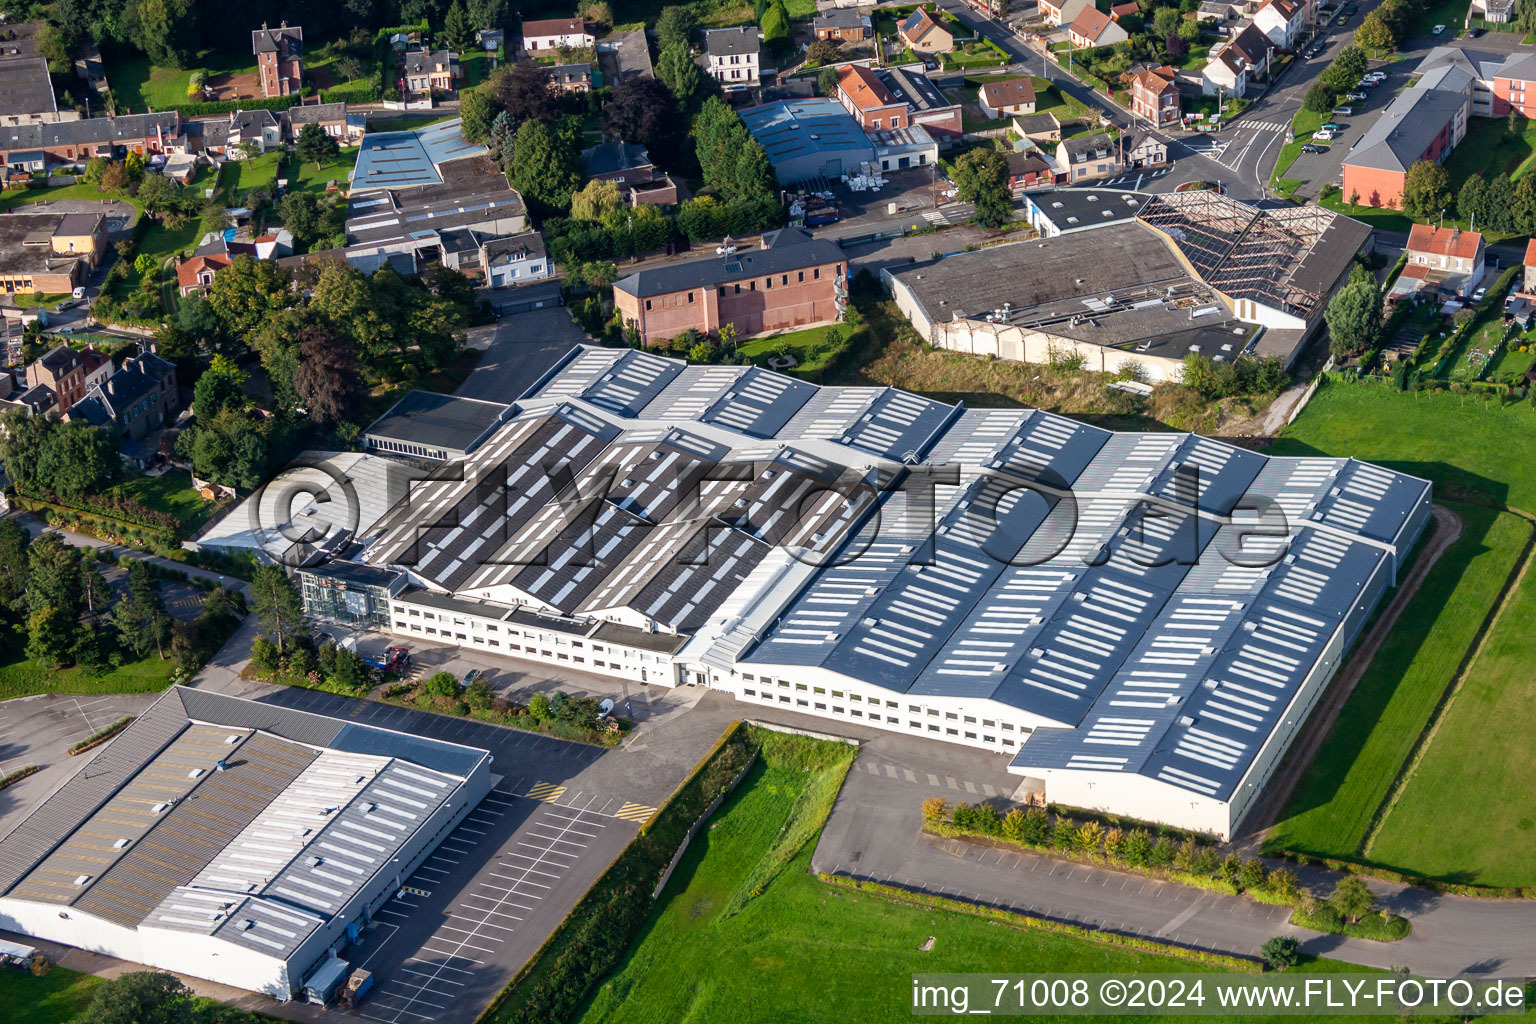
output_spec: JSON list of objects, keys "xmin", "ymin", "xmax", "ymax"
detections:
[
  {"xmin": 351, "ymin": 118, "xmax": 487, "ymax": 191},
  {"xmin": 739, "ymin": 98, "xmax": 876, "ymax": 178}
]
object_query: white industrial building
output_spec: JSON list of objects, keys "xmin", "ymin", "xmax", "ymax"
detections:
[
  {"xmin": 0, "ymin": 687, "xmax": 493, "ymax": 999},
  {"xmin": 269, "ymin": 346, "xmax": 1429, "ymax": 841}
]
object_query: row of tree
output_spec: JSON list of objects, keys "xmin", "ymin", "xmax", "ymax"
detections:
[{"xmin": 1304, "ymin": 44, "xmax": 1368, "ymax": 114}]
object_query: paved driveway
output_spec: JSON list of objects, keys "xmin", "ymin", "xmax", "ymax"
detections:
[{"xmin": 457, "ymin": 297, "xmax": 587, "ymax": 403}]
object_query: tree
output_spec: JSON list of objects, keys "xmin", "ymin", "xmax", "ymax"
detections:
[
  {"xmin": 492, "ymin": 60, "xmax": 561, "ymax": 124},
  {"xmin": 184, "ymin": 408, "xmax": 270, "ymax": 489},
  {"xmin": 528, "ymin": 691, "xmax": 551, "ymax": 719},
  {"xmin": 335, "ymin": 55, "xmax": 364, "ymax": 82},
  {"xmin": 99, "ymin": 160, "xmax": 131, "ymax": 193},
  {"xmin": 1325, "ymin": 277, "xmax": 1381, "ymax": 359},
  {"xmin": 953, "ymin": 148, "xmax": 1012, "ymax": 228},
  {"xmin": 605, "ymin": 78, "xmax": 687, "ymax": 167},
  {"xmin": 0, "ymin": 517, "xmax": 31, "ymax": 618},
  {"xmin": 806, "ymin": 38, "xmax": 841, "ymax": 67},
  {"xmin": 293, "ymin": 324, "xmax": 367, "ymax": 426},
  {"xmin": 1303, "ymin": 81, "xmax": 1335, "ymax": 114},
  {"xmin": 468, "ymin": 0, "xmax": 509, "ymax": 31},
  {"xmin": 80, "ymin": 971, "xmax": 195, "ymax": 1024},
  {"xmin": 818, "ymin": 65, "xmax": 839, "ymax": 97},
  {"xmin": 443, "ymin": 0, "xmax": 474, "ymax": 48},
  {"xmin": 295, "ymin": 122, "xmax": 340, "ymax": 172},
  {"xmin": 510, "ymin": 119, "xmax": 582, "ymax": 214},
  {"xmin": 80, "ymin": 556, "xmax": 111, "ymax": 620},
  {"xmin": 1400, "ymin": 159, "xmax": 1452, "ymax": 222},
  {"xmin": 0, "ymin": 406, "xmax": 51, "ymax": 485},
  {"xmin": 276, "ymin": 191, "xmax": 322, "ymax": 250},
  {"xmin": 28, "ymin": 532, "xmax": 82, "ymax": 620},
  {"xmin": 121, "ymin": 0, "xmax": 201, "ymax": 68},
  {"xmin": 1165, "ymin": 33, "xmax": 1188, "ymax": 60},
  {"xmin": 657, "ymin": 5, "xmax": 698, "ymax": 51},
  {"xmin": 1353, "ymin": 11, "xmax": 1395, "ymax": 53},
  {"xmin": 694, "ymin": 98, "xmax": 777, "ymax": 202},
  {"xmin": 1321, "ymin": 44, "xmax": 1367, "ymax": 93},
  {"xmin": 205, "ymin": 255, "xmax": 291, "ymax": 340},
  {"xmin": 570, "ymin": 178, "xmax": 624, "ymax": 221},
  {"xmin": 656, "ymin": 41, "xmax": 704, "ymax": 111},
  {"xmin": 26, "ymin": 604, "xmax": 76, "ymax": 668},
  {"xmin": 177, "ymin": 291, "xmax": 221, "ymax": 349},
  {"xmin": 464, "ymin": 675, "xmax": 494, "ymax": 709},
  {"xmin": 136, "ymin": 173, "xmax": 178, "ymax": 216},
  {"xmin": 114, "ymin": 560, "xmax": 172, "ymax": 660},
  {"xmin": 459, "ymin": 88, "xmax": 495, "ymax": 144},
  {"xmin": 194, "ymin": 354, "xmax": 247, "ymax": 421},
  {"xmin": 1260, "ymin": 935, "xmax": 1299, "ymax": 970},
  {"xmin": 250, "ymin": 565, "xmax": 303, "ymax": 654},
  {"xmin": 37, "ymin": 420, "xmax": 118, "ymax": 500},
  {"xmin": 487, "ymin": 109, "xmax": 518, "ymax": 166},
  {"xmin": 1152, "ymin": 6, "xmax": 1182, "ymax": 37},
  {"xmin": 1331, "ymin": 876, "xmax": 1376, "ymax": 923}
]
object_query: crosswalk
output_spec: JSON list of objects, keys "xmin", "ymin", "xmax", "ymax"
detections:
[{"xmin": 1239, "ymin": 120, "xmax": 1290, "ymax": 133}]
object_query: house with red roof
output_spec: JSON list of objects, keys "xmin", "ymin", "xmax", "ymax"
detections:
[
  {"xmin": 176, "ymin": 254, "xmax": 232, "ymax": 297},
  {"xmin": 1130, "ymin": 65, "xmax": 1181, "ymax": 127},
  {"xmin": 1067, "ymin": 6, "xmax": 1129, "ymax": 48},
  {"xmin": 898, "ymin": 8, "xmax": 953, "ymax": 53},
  {"xmin": 1391, "ymin": 224, "xmax": 1485, "ymax": 300}
]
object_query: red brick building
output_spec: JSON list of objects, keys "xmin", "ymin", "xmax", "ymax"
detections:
[
  {"xmin": 252, "ymin": 22, "xmax": 304, "ymax": 99},
  {"xmin": 1130, "ymin": 65, "xmax": 1181, "ymax": 128},
  {"xmin": 613, "ymin": 229, "xmax": 846, "ymax": 345}
]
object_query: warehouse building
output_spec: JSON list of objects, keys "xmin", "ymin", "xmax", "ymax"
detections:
[
  {"xmin": 292, "ymin": 345, "xmax": 1431, "ymax": 839},
  {"xmin": 0, "ymin": 687, "xmax": 493, "ymax": 999},
  {"xmin": 740, "ymin": 97, "xmax": 876, "ymax": 182}
]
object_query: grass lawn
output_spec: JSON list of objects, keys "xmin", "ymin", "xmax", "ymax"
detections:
[
  {"xmin": 1442, "ymin": 115, "xmax": 1536, "ymax": 190},
  {"xmin": 578, "ymin": 730, "xmax": 1389, "ymax": 1024},
  {"xmin": 108, "ymin": 48, "xmax": 259, "ymax": 112},
  {"xmin": 0, "ymin": 650, "xmax": 180, "ymax": 701},
  {"xmin": 9, "ymin": 292, "xmax": 69, "ymax": 310},
  {"xmin": 0, "ymin": 181, "xmax": 142, "ymax": 216},
  {"xmin": 110, "ymin": 471, "xmax": 214, "ymax": 531},
  {"xmin": 365, "ymin": 114, "xmax": 457, "ymax": 133},
  {"xmin": 1320, "ymin": 190, "xmax": 1414, "ymax": 232},
  {"xmin": 461, "ymin": 51, "xmax": 490, "ymax": 88},
  {"xmin": 0, "ymin": 964, "xmax": 104, "ymax": 1024},
  {"xmin": 1444, "ymin": 315, "xmax": 1511, "ymax": 380},
  {"xmin": 1367, "ymin": 546, "xmax": 1536, "ymax": 887},
  {"xmin": 1030, "ymin": 77, "xmax": 1094, "ymax": 121},
  {"xmin": 1264, "ymin": 502, "xmax": 1530, "ymax": 861},
  {"xmin": 224, "ymin": 150, "xmax": 284, "ymax": 196},
  {"xmin": 286, "ymin": 147, "xmax": 360, "ymax": 196},
  {"xmin": 738, "ymin": 323, "xmax": 850, "ymax": 375},
  {"xmin": 1272, "ymin": 107, "xmax": 1327, "ymax": 184},
  {"xmin": 1266, "ymin": 379, "xmax": 1536, "ymax": 511}
]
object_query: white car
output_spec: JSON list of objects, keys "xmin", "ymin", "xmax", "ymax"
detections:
[
  {"xmin": 716, "ymin": 244, "xmax": 738, "ymax": 255},
  {"xmin": 1433, "ymin": 23, "xmax": 1445, "ymax": 33},
  {"xmin": 1474, "ymin": 287, "xmax": 1488, "ymax": 301},
  {"xmin": 1313, "ymin": 129, "xmax": 1336, "ymax": 141},
  {"xmin": 1366, "ymin": 71, "xmax": 1387, "ymax": 80}
]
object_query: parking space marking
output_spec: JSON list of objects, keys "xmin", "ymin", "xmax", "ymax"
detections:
[
  {"xmin": 460, "ymin": 902, "xmax": 525, "ymax": 920},
  {"xmin": 406, "ymin": 957, "xmax": 474, "ymax": 975},
  {"xmin": 526, "ymin": 781, "xmax": 566, "ymax": 801},
  {"xmin": 398, "ymin": 967, "xmax": 465, "ymax": 986},
  {"xmin": 613, "ymin": 802, "xmax": 656, "ymax": 823},
  {"xmin": 419, "ymin": 946, "xmax": 484, "ymax": 965}
]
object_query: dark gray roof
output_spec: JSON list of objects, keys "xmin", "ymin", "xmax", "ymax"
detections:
[
  {"xmin": 54, "ymin": 212, "xmax": 103, "ymax": 236},
  {"xmin": 1061, "ymin": 132, "xmax": 1118, "ymax": 163},
  {"xmin": 483, "ymin": 229, "xmax": 546, "ymax": 262},
  {"xmin": 299, "ymin": 559, "xmax": 404, "ymax": 590},
  {"xmin": 345, "ymin": 163, "xmax": 524, "ymax": 245},
  {"xmin": 1347, "ymin": 80, "xmax": 1468, "ymax": 173},
  {"xmin": 815, "ymin": 7, "xmax": 870, "ymax": 28},
  {"xmin": 705, "ymin": 26, "xmax": 760, "ymax": 56},
  {"xmin": 1026, "ymin": 188, "xmax": 1146, "ymax": 230},
  {"xmin": 363, "ymin": 389, "xmax": 511, "ymax": 454},
  {"xmin": 876, "ymin": 66, "xmax": 952, "ymax": 112},
  {"xmin": 0, "ymin": 112, "xmax": 182, "ymax": 154},
  {"xmin": 581, "ymin": 140, "xmax": 652, "ymax": 178},
  {"xmin": 283, "ymin": 101, "xmax": 347, "ymax": 127},
  {"xmin": 613, "ymin": 228, "xmax": 844, "ymax": 299},
  {"xmin": 0, "ymin": 58, "xmax": 56, "ymax": 117},
  {"xmin": 93, "ymin": 352, "xmax": 174, "ymax": 420},
  {"xmin": 404, "ymin": 48, "xmax": 458, "ymax": 74},
  {"xmin": 252, "ymin": 22, "xmax": 303, "ymax": 55}
]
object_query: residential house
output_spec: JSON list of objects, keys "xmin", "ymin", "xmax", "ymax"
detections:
[
  {"xmin": 252, "ymin": 22, "xmax": 303, "ymax": 99},
  {"xmin": 1124, "ymin": 129, "xmax": 1168, "ymax": 166},
  {"xmin": 580, "ymin": 139, "xmax": 679, "ymax": 205},
  {"xmin": 68, "ymin": 352, "xmax": 177, "ymax": 444},
  {"xmin": 1224, "ymin": 23, "xmax": 1275, "ymax": 78},
  {"xmin": 1130, "ymin": 65, "xmax": 1181, "ymax": 127},
  {"xmin": 1004, "ymin": 150, "xmax": 1054, "ymax": 193},
  {"xmin": 226, "ymin": 108, "xmax": 283, "ymax": 155},
  {"xmin": 814, "ymin": 8, "xmax": 873, "ymax": 40},
  {"xmin": 51, "ymin": 212, "xmax": 107, "ymax": 268},
  {"xmin": 1253, "ymin": 0, "xmax": 1305, "ymax": 49},
  {"xmin": 1343, "ymin": 62, "xmax": 1470, "ymax": 208},
  {"xmin": 1524, "ymin": 238, "xmax": 1536, "ymax": 294},
  {"xmin": 1201, "ymin": 47, "xmax": 1249, "ymax": 97},
  {"xmin": 403, "ymin": 49, "xmax": 460, "ymax": 94},
  {"xmin": 1039, "ymin": 0, "xmax": 1093, "ymax": 27},
  {"xmin": 704, "ymin": 27, "xmax": 761, "ymax": 92},
  {"xmin": 597, "ymin": 28, "xmax": 654, "ymax": 87},
  {"xmin": 283, "ymin": 102, "xmax": 359, "ymax": 144},
  {"xmin": 482, "ymin": 231, "xmax": 553, "ymax": 288},
  {"xmin": 547, "ymin": 63, "xmax": 594, "ymax": 94},
  {"xmin": 835, "ymin": 63, "xmax": 962, "ymax": 140},
  {"xmin": 898, "ymin": 9, "xmax": 953, "ymax": 53},
  {"xmin": 1012, "ymin": 111, "xmax": 1063, "ymax": 142},
  {"xmin": 1067, "ymin": 7, "xmax": 1130, "ymax": 48},
  {"xmin": 176, "ymin": 254, "xmax": 231, "ymax": 296},
  {"xmin": 1197, "ymin": 0, "xmax": 1250, "ymax": 24},
  {"xmin": 25, "ymin": 344, "xmax": 111, "ymax": 414},
  {"xmin": 520, "ymin": 18, "xmax": 594, "ymax": 52},
  {"xmin": 612, "ymin": 227, "xmax": 846, "ymax": 344},
  {"xmin": 978, "ymin": 77, "xmax": 1036, "ymax": 119},
  {"xmin": 478, "ymin": 28, "xmax": 505, "ymax": 56},
  {"xmin": 1397, "ymin": 224, "xmax": 1485, "ymax": 298},
  {"xmin": 0, "ymin": 57, "xmax": 66, "ymax": 127},
  {"xmin": 1110, "ymin": 2, "xmax": 1142, "ymax": 19},
  {"xmin": 1055, "ymin": 133, "xmax": 1122, "ymax": 182},
  {"xmin": 1490, "ymin": 51, "xmax": 1536, "ymax": 118},
  {"xmin": 0, "ymin": 111, "xmax": 184, "ymax": 167}
]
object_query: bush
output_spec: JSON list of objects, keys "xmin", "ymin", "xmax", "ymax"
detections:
[
  {"xmin": 423, "ymin": 671, "xmax": 459, "ymax": 698},
  {"xmin": 1260, "ymin": 935, "xmax": 1299, "ymax": 970}
]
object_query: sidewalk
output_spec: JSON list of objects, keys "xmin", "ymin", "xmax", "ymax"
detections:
[{"xmin": 14, "ymin": 513, "xmax": 250, "ymax": 595}]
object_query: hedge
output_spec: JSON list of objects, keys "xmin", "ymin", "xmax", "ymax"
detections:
[
  {"xmin": 1290, "ymin": 902, "xmax": 1411, "ymax": 941},
  {"xmin": 1268, "ymin": 851, "xmax": 1534, "ymax": 899},
  {"xmin": 167, "ymin": 94, "xmax": 305, "ymax": 117},
  {"xmin": 0, "ymin": 765, "xmax": 39, "ymax": 790},
  {"xmin": 69, "ymin": 715, "xmax": 135, "ymax": 755},
  {"xmin": 475, "ymin": 722, "xmax": 756, "ymax": 1024},
  {"xmin": 819, "ymin": 874, "xmax": 1265, "ymax": 970}
]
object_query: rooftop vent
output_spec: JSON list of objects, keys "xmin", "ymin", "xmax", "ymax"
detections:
[
  {"xmin": 239, "ymin": 919, "xmax": 255, "ymax": 931},
  {"xmin": 112, "ymin": 839, "xmax": 131, "ymax": 849},
  {"xmin": 73, "ymin": 875, "xmax": 92, "ymax": 886},
  {"xmin": 1177, "ymin": 715, "xmax": 1195, "ymax": 727},
  {"xmin": 224, "ymin": 735, "xmax": 240, "ymax": 745},
  {"xmin": 188, "ymin": 768, "xmax": 205, "ymax": 779},
  {"xmin": 151, "ymin": 802, "xmax": 170, "ymax": 814}
]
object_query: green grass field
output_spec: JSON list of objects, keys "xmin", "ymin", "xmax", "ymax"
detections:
[
  {"xmin": 110, "ymin": 472, "xmax": 215, "ymax": 530},
  {"xmin": 0, "ymin": 965, "xmax": 103, "ymax": 1024},
  {"xmin": 286, "ymin": 147, "xmax": 359, "ymax": 196},
  {"xmin": 108, "ymin": 49, "xmax": 259, "ymax": 112},
  {"xmin": 1366, "ymin": 550, "xmax": 1536, "ymax": 886},
  {"xmin": 223, "ymin": 151, "xmax": 284, "ymax": 196},
  {"xmin": 739, "ymin": 323, "xmax": 850, "ymax": 375},
  {"xmin": 1267, "ymin": 381, "xmax": 1536, "ymax": 511},
  {"xmin": 0, "ymin": 650, "xmax": 180, "ymax": 702},
  {"xmin": 1265, "ymin": 503, "xmax": 1530, "ymax": 861},
  {"xmin": 577, "ymin": 731, "xmax": 1405, "ymax": 1024}
]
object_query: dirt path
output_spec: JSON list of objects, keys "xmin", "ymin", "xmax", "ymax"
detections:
[{"xmin": 1236, "ymin": 503, "xmax": 1463, "ymax": 849}]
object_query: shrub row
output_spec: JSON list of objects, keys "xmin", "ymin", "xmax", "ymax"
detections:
[
  {"xmin": 1267, "ymin": 850, "xmax": 1534, "ymax": 899},
  {"xmin": 169, "ymin": 94, "xmax": 306, "ymax": 117},
  {"xmin": 17, "ymin": 484, "xmax": 183, "ymax": 536},
  {"xmin": 68, "ymin": 715, "xmax": 135, "ymax": 755},
  {"xmin": 0, "ymin": 764, "xmax": 39, "ymax": 790},
  {"xmin": 475, "ymin": 723, "xmax": 756, "ymax": 1024},
  {"xmin": 1291, "ymin": 901, "xmax": 1411, "ymax": 940},
  {"xmin": 818, "ymin": 874, "xmax": 1264, "ymax": 970}
]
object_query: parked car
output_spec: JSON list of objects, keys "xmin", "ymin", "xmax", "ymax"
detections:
[
  {"xmin": 1313, "ymin": 130, "xmax": 1336, "ymax": 141},
  {"xmin": 1469, "ymin": 27, "xmax": 1484, "ymax": 36},
  {"xmin": 1347, "ymin": 91, "xmax": 1368, "ymax": 101},
  {"xmin": 1302, "ymin": 143, "xmax": 1326, "ymax": 153},
  {"xmin": 462, "ymin": 668, "xmax": 481, "ymax": 689},
  {"xmin": 1333, "ymin": 106, "xmax": 1354, "ymax": 116},
  {"xmin": 1320, "ymin": 122, "xmax": 1342, "ymax": 132},
  {"xmin": 1365, "ymin": 71, "xmax": 1387, "ymax": 80},
  {"xmin": 1474, "ymin": 286, "xmax": 1488, "ymax": 301},
  {"xmin": 1433, "ymin": 23, "xmax": 1445, "ymax": 33}
]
